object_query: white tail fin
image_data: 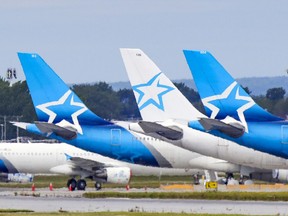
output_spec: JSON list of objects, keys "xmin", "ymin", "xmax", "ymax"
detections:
[{"xmin": 120, "ymin": 48, "xmax": 205, "ymax": 121}]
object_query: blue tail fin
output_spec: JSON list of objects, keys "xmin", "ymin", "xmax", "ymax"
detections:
[
  {"xmin": 18, "ymin": 53, "xmax": 111, "ymax": 129},
  {"xmin": 183, "ymin": 50, "xmax": 282, "ymax": 122}
]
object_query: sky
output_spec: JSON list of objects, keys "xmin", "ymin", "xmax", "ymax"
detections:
[{"xmin": 1, "ymin": 0, "xmax": 288, "ymax": 84}]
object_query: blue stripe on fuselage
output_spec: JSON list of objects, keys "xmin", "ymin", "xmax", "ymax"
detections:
[
  {"xmin": 27, "ymin": 123, "xmax": 160, "ymax": 167},
  {"xmin": 0, "ymin": 159, "xmax": 8, "ymax": 173}
]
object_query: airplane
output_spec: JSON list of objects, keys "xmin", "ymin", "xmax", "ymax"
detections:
[
  {"xmin": 0, "ymin": 142, "xmax": 200, "ymax": 190},
  {"xmin": 13, "ymin": 52, "xmax": 245, "ymax": 183},
  {"xmin": 183, "ymin": 50, "xmax": 288, "ymax": 161},
  {"xmin": 120, "ymin": 48, "xmax": 288, "ymax": 183}
]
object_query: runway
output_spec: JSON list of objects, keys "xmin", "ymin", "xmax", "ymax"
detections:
[{"xmin": 0, "ymin": 189, "xmax": 288, "ymax": 214}]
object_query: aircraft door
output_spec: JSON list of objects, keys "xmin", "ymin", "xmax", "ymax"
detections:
[
  {"xmin": 110, "ymin": 129, "xmax": 121, "ymax": 149},
  {"xmin": 281, "ymin": 125, "xmax": 288, "ymax": 144},
  {"xmin": 217, "ymin": 137, "xmax": 229, "ymax": 158}
]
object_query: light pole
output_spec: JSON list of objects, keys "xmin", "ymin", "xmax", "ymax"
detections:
[{"xmin": 0, "ymin": 124, "xmax": 3, "ymax": 141}]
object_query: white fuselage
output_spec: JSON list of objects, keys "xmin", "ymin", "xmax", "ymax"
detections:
[
  {"xmin": 0, "ymin": 142, "xmax": 203, "ymax": 176},
  {"xmin": 160, "ymin": 121, "xmax": 288, "ymax": 170}
]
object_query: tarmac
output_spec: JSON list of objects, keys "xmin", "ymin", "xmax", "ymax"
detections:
[{"xmin": 0, "ymin": 185, "xmax": 288, "ymax": 214}]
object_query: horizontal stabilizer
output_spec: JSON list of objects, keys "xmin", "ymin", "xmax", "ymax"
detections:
[
  {"xmin": 131, "ymin": 121, "xmax": 183, "ymax": 140},
  {"xmin": 199, "ymin": 118, "xmax": 245, "ymax": 138},
  {"xmin": 35, "ymin": 121, "xmax": 77, "ymax": 140}
]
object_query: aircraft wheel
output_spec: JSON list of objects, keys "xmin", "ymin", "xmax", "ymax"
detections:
[
  {"xmin": 67, "ymin": 178, "xmax": 77, "ymax": 191},
  {"xmin": 95, "ymin": 182, "xmax": 102, "ymax": 190},
  {"xmin": 77, "ymin": 179, "xmax": 87, "ymax": 190}
]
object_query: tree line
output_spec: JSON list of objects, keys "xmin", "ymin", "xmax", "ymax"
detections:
[{"xmin": 0, "ymin": 77, "xmax": 287, "ymax": 140}]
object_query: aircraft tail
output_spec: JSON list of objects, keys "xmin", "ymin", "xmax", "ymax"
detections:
[
  {"xmin": 18, "ymin": 53, "xmax": 111, "ymax": 132},
  {"xmin": 183, "ymin": 50, "xmax": 282, "ymax": 122},
  {"xmin": 120, "ymin": 48, "xmax": 205, "ymax": 122}
]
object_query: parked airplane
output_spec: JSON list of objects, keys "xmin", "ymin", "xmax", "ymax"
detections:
[
  {"xmin": 14, "ymin": 52, "xmax": 243, "ymax": 182},
  {"xmin": 0, "ymin": 142, "xmax": 200, "ymax": 190},
  {"xmin": 120, "ymin": 48, "xmax": 288, "ymax": 183},
  {"xmin": 183, "ymin": 50, "xmax": 288, "ymax": 161}
]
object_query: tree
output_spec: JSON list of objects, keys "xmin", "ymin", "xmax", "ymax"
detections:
[
  {"xmin": 73, "ymin": 82, "xmax": 122, "ymax": 120},
  {"xmin": 117, "ymin": 88, "xmax": 141, "ymax": 120},
  {"xmin": 266, "ymin": 87, "xmax": 286, "ymax": 100},
  {"xmin": 242, "ymin": 86, "xmax": 252, "ymax": 95},
  {"xmin": 174, "ymin": 82, "xmax": 205, "ymax": 114}
]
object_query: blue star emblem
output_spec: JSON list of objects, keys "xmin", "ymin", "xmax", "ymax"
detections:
[{"xmin": 132, "ymin": 72, "xmax": 174, "ymax": 111}]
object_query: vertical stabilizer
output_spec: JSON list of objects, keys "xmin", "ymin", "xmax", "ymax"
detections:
[
  {"xmin": 120, "ymin": 48, "xmax": 205, "ymax": 122},
  {"xmin": 18, "ymin": 53, "xmax": 111, "ymax": 131},
  {"xmin": 183, "ymin": 50, "xmax": 282, "ymax": 124}
]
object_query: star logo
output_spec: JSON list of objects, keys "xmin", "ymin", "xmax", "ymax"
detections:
[
  {"xmin": 36, "ymin": 90, "xmax": 87, "ymax": 134},
  {"xmin": 132, "ymin": 72, "xmax": 174, "ymax": 111},
  {"xmin": 202, "ymin": 81, "xmax": 255, "ymax": 132}
]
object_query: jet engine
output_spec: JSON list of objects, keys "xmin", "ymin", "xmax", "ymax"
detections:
[
  {"xmin": 272, "ymin": 169, "xmax": 288, "ymax": 182},
  {"xmin": 94, "ymin": 167, "xmax": 131, "ymax": 184}
]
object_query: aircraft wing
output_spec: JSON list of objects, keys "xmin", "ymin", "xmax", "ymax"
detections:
[
  {"xmin": 199, "ymin": 118, "xmax": 245, "ymax": 138},
  {"xmin": 68, "ymin": 156, "xmax": 115, "ymax": 171}
]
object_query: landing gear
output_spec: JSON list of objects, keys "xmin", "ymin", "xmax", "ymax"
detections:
[
  {"xmin": 67, "ymin": 178, "xmax": 86, "ymax": 191},
  {"xmin": 77, "ymin": 179, "xmax": 87, "ymax": 190},
  {"xmin": 95, "ymin": 182, "xmax": 102, "ymax": 190},
  {"xmin": 67, "ymin": 178, "xmax": 77, "ymax": 191},
  {"xmin": 193, "ymin": 174, "xmax": 200, "ymax": 185},
  {"xmin": 225, "ymin": 173, "xmax": 239, "ymax": 185}
]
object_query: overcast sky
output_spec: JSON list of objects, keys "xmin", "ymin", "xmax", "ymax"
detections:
[{"xmin": 1, "ymin": 0, "xmax": 288, "ymax": 84}]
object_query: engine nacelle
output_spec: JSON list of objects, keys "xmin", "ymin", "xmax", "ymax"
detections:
[
  {"xmin": 50, "ymin": 164, "xmax": 82, "ymax": 176},
  {"xmin": 272, "ymin": 169, "xmax": 288, "ymax": 182},
  {"xmin": 94, "ymin": 167, "xmax": 131, "ymax": 184}
]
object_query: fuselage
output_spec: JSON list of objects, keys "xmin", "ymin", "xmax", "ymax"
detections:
[
  {"xmin": 145, "ymin": 120, "xmax": 288, "ymax": 171},
  {"xmin": 185, "ymin": 120, "xmax": 288, "ymax": 168},
  {"xmin": 210, "ymin": 121, "xmax": 288, "ymax": 160},
  {"xmin": 24, "ymin": 121, "xmax": 244, "ymax": 173},
  {"xmin": 0, "ymin": 142, "xmax": 203, "ymax": 176}
]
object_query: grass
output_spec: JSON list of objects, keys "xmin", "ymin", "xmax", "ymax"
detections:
[
  {"xmin": 0, "ymin": 209, "xmax": 34, "ymax": 213},
  {"xmin": 0, "ymin": 175, "xmax": 195, "ymax": 189},
  {"xmin": 0, "ymin": 211, "xmax": 250, "ymax": 216},
  {"xmin": 83, "ymin": 191, "xmax": 288, "ymax": 201}
]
